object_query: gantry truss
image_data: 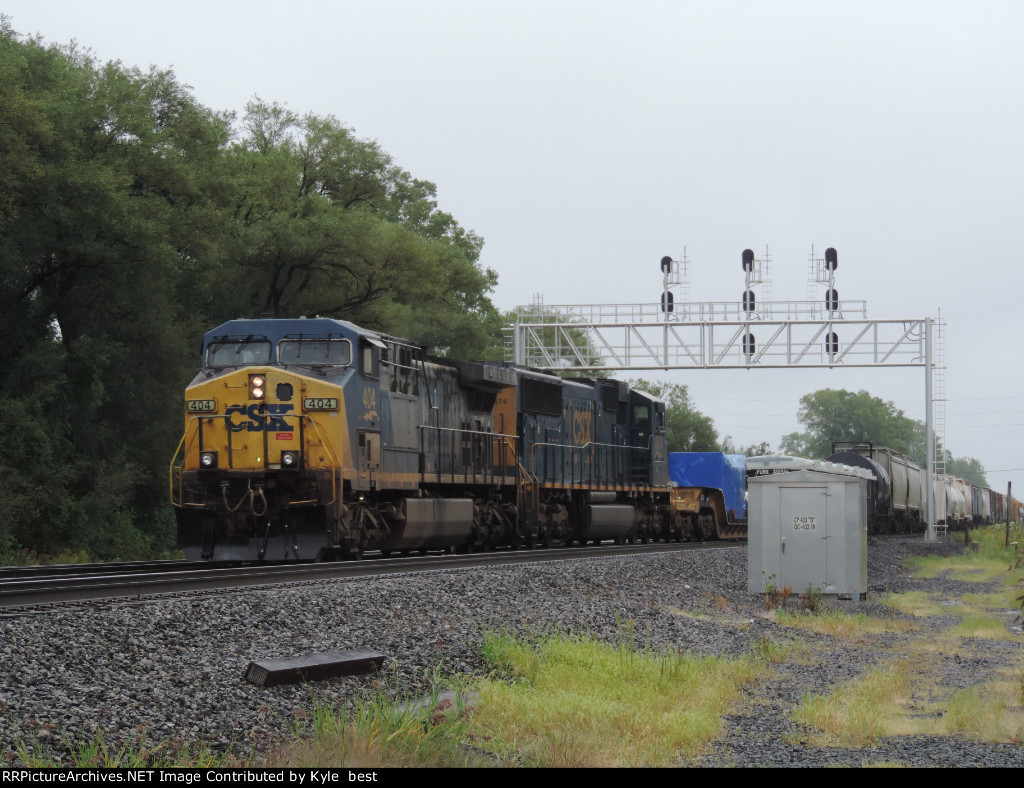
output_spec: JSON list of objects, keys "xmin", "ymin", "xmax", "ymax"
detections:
[{"xmin": 508, "ymin": 300, "xmax": 928, "ymax": 372}]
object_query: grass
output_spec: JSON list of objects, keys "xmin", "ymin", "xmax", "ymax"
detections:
[
  {"xmin": 468, "ymin": 629, "xmax": 764, "ymax": 767},
  {"xmin": 792, "ymin": 659, "xmax": 913, "ymax": 747},
  {"xmin": 789, "ymin": 526, "xmax": 1024, "ymax": 748},
  {"xmin": 269, "ymin": 683, "xmax": 491, "ymax": 768},
  {"xmin": 774, "ymin": 608, "xmax": 917, "ymax": 638},
  {"xmin": 16, "ymin": 730, "xmax": 240, "ymax": 768}
]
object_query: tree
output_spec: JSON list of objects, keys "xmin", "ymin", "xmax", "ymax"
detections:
[
  {"xmin": 631, "ymin": 380, "xmax": 719, "ymax": 452},
  {"xmin": 742, "ymin": 440, "xmax": 774, "ymax": 457},
  {"xmin": 0, "ymin": 26, "xmax": 231, "ymax": 559},
  {"xmin": 779, "ymin": 388, "xmax": 926, "ymax": 463},
  {"xmin": 0, "ymin": 28, "xmax": 501, "ymax": 561},
  {"xmin": 207, "ymin": 99, "xmax": 499, "ymax": 359},
  {"xmin": 721, "ymin": 436, "xmax": 775, "ymax": 456},
  {"xmin": 945, "ymin": 456, "xmax": 989, "ymax": 488}
]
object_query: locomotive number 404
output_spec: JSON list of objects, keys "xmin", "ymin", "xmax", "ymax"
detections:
[{"xmin": 304, "ymin": 397, "xmax": 339, "ymax": 411}]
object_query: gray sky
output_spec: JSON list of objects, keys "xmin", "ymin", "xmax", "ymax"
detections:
[{"xmin": 5, "ymin": 0, "xmax": 1024, "ymax": 492}]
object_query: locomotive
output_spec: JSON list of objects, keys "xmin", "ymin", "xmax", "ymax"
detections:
[{"xmin": 171, "ymin": 317, "xmax": 722, "ymax": 561}]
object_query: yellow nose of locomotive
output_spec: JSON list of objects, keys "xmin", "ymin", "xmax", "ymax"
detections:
[{"xmin": 182, "ymin": 369, "xmax": 301, "ymax": 473}]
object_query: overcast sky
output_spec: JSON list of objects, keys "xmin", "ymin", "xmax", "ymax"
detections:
[{"xmin": 5, "ymin": 1, "xmax": 1023, "ymax": 493}]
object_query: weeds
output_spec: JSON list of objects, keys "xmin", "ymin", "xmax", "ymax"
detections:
[
  {"xmin": 273, "ymin": 665, "xmax": 486, "ymax": 768},
  {"xmin": 800, "ymin": 585, "xmax": 823, "ymax": 613},
  {"xmin": 751, "ymin": 633, "xmax": 789, "ymax": 663},
  {"xmin": 792, "ymin": 659, "xmax": 912, "ymax": 747},
  {"xmin": 16, "ymin": 729, "xmax": 240, "ymax": 768},
  {"xmin": 762, "ymin": 571, "xmax": 792, "ymax": 610}
]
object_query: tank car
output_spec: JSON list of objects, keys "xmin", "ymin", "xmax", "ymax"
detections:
[
  {"xmin": 947, "ymin": 477, "xmax": 972, "ymax": 528},
  {"xmin": 170, "ymin": 317, "xmax": 678, "ymax": 560},
  {"xmin": 826, "ymin": 444, "xmax": 927, "ymax": 534}
]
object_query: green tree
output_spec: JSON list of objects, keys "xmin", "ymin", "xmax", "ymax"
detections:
[
  {"xmin": 208, "ymin": 99, "xmax": 499, "ymax": 358},
  {"xmin": 945, "ymin": 455, "xmax": 989, "ymax": 488},
  {"xmin": 779, "ymin": 388, "xmax": 927, "ymax": 463},
  {"xmin": 631, "ymin": 380, "xmax": 719, "ymax": 451},
  {"xmin": 0, "ymin": 27, "xmax": 501, "ymax": 561},
  {"xmin": 721, "ymin": 437, "xmax": 775, "ymax": 456},
  {"xmin": 0, "ymin": 26, "xmax": 232, "ymax": 558}
]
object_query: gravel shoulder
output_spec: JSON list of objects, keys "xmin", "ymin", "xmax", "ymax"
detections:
[{"xmin": 1, "ymin": 536, "xmax": 1022, "ymax": 767}]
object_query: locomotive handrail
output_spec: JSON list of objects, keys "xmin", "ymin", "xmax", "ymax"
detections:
[
  {"xmin": 417, "ymin": 424, "xmax": 519, "ymax": 486},
  {"xmin": 286, "ymin": 414, "xmax": 341, "ymax": 510},
  {"xmin": 169, "ymin": 431, "xmax": 189, "ymax": 507},
  {"xmin": 170, "ymin": 415, "xmax": 220, "ymax": 507},
  {"xmin": 530, "ymin": 439, "xmax": 641, "ymax": 490},
  {"xmin": 417, "ymin": 425, "xmax": 519, "ymax": 439},
  {"xmin": 169, "ymin": 412, "xmax": 343, "ymax": 511}
]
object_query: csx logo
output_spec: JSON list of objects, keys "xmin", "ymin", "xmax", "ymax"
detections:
[
  {"xmin": 572, "ymin": 409, "xmax": 592, "ymax": 445},
  {"xmin": 226, "ymin": 404, "xmax": 294, "ymax": 432}
]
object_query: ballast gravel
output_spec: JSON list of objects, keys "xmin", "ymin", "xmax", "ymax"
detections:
[{"xmin": 1, "ymin": 536, "xmax": 1022, "ymax": 768}]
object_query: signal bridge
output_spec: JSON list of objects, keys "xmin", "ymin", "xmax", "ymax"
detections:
[{"xmin": 508, "ymin": 298, "xmax": 931, "ymax": 372}]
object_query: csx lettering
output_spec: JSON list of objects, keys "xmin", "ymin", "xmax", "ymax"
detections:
[
  {"xmin": 226, "ymin": 403, "xmax": 294, "ymax": 432},
  {"xmin": 572, "ymin": 409, "xmax": 592, "ymax": 445}
]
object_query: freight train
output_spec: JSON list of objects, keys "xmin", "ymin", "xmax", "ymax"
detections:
[
  {"xmin": 746, "ymin": 449, "xmax": 1023, "ymax": 535},
  {"xmin": 825, "ymin": 443, "xmax": 1022, "ymax": 533},
  {"xmin": 170, "ymin": 317, "xmax": 744, "ymax": 561}
]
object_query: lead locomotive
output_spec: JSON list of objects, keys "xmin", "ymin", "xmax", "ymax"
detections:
[{"xmin": 171, "ymin": 317, "xmax": 691, "ymax": 560}]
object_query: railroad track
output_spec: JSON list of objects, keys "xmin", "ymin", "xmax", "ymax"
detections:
[{"xmin": 0, "ymin": 541, "xmax": 741, "ymax": 612}]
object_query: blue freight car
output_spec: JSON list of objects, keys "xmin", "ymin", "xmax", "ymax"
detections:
[{"xmin": 667, "ymin": 452, "xmax": 748, "ymax": 539}]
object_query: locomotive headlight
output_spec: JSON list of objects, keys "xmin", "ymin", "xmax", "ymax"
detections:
[
  {"xmin": 249, "ymin": 374, "xmax": 265, "ymax": 400},
  {"xmin": 281, "ymin": 451, "xmax": 299, "ymax": 468},
  {"xmin": 199, "ymin": 451, "xmax": 218, "ymax": 469}
]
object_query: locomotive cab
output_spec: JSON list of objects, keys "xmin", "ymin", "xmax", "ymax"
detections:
[{"xmin": 171, "ymin": 319, "xmax": 358, "ymax": 560}]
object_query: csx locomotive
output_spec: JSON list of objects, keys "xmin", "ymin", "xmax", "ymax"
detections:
[{"xmin": 171, "ymin": 317, "xmax": 710, "ymax": 561}]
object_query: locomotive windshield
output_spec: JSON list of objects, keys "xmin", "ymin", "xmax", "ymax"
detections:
[
  {"xmin": 278, "ymin": 338, "xmax": 352, "ymax": 367},
  {"xmin": 207, "ymin": 340, "xmax": 272, "ymax": 367}
]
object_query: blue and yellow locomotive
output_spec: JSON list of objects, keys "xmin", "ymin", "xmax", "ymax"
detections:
[{"xmin": 170, "ymin": 316, "xmax": 679, "ymax": 560}]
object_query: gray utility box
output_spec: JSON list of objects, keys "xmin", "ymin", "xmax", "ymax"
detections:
[{"xmin": 747, "ymin": 468, "xmax": 869, "ymax": 601}]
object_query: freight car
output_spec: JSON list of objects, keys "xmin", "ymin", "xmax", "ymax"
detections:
[
  {"xmin": 667, "ymin": 453, "xmax": 747, "ymax": 540},
  {"xmin": 170, "ymin": 317, "xmax": 685, "ymax": 560},
  {"xmin": 826, "ymin": 444, "xmax": 925, "ymax": 534},
  {"xmin": 823, "ymin": 443, "xmax": 1018, "ymax": 534}
]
